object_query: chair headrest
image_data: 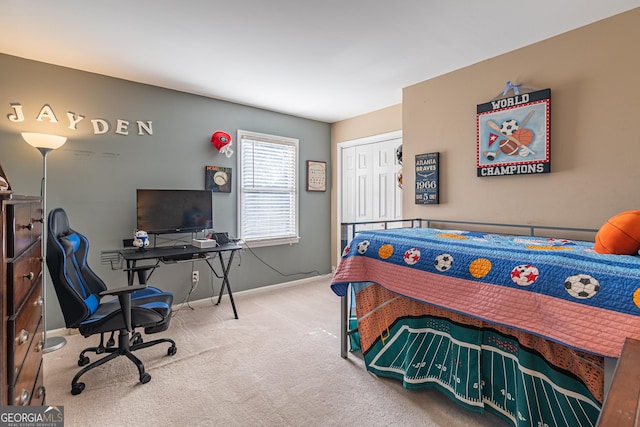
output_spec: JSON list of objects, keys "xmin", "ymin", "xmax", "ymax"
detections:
[
  {"xmin": 49, "ymin": 208, "xmax": 71, "ymax": 239},
  {"xmin": 60, "ymin": 233, "xmax": 82, "ymax": 256}
]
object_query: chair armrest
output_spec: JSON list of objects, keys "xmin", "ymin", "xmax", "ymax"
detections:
[{"xmin": 99, "ymin": 285, "xmax": 146, "ymax": 297}]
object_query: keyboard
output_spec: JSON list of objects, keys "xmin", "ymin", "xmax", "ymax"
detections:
[{"xmin": 161, "ymin": 253, "xmax": 193, "ymax": 262}]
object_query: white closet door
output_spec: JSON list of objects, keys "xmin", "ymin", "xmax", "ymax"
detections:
[
  {"xmin": 355, "ymin": 143, "xmax": 373, "ymax": 224},
  {"xmin": 372, "ymin": 138, "xmax": 402, "ymax": 229},
  {"xmin": 338, "ymin": 131, "xmax": 403, "ymax": 266},
  {"xmin": 341, "ymin": 146, "xmax": 356, "ymax": 223},
  {"xmin": 340, "ymin": 137, "xmax": 402, "ymax": 232}
]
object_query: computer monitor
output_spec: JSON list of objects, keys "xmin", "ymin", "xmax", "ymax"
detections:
[{"xmin": 136, "ymin": 189, "xmax": 213, "ymax": 234}]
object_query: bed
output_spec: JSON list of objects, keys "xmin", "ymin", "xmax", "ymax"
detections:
[{"xmin": 331, "ymin": 220, "xmax": 640, "ymax": 427}]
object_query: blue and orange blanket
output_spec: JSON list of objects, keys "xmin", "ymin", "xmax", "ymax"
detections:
[{"xmin": 331, "ymin": 227, "xmax": 640, "ymax": 358}]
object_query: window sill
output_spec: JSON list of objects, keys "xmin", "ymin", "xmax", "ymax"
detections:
[{"xmin": 242, "ymin": 236, "xmax": 300, "ymax": 248}]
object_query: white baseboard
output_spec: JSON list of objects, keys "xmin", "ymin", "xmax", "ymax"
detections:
[{"xmin": 46, "ymin": 274, "xmax": 332, "ymax": 337}]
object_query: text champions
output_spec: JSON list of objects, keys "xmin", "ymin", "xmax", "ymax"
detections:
[{"xmin": 479, "ymin": 163, "xmax": 549, "ymax": 177}]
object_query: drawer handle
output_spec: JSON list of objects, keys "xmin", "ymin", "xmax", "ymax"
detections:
[
  {"xmin": 36, "ymin": 296, "xmax": 44, "ymax": 306},
  {"xmin": 36, "ymin": 385, "xmax": 45, "ymax": 399},
  {"xmin": 17, "ymin": 389, "xmax": 30, "ymax": 406},
  {"xmin": 36, "ymin": 339, "xmax": 44, "ymax": 352},
  {"xmin": 17, "ymin": 329, "xmax": 30, "ymax": 345},
  {"xmin": 23, "ymin": 272, "xmax": 35, "ymax": 281},
  {"xmin": 24, "ymin": 222, "xmax": 34, "ymax": 230}
]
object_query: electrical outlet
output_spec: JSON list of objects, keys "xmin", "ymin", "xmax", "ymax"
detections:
[{"xmin": 192, "ymin": 270, "xmax": 199, "ymax": 283}]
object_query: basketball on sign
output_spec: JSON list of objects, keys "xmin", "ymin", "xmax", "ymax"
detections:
[{"xmin": 512, "ymin": 129, "xmax": 533, "ymax": 146}]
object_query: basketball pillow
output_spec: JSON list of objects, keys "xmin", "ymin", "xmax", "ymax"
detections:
[{"xmin": 594, "ymin": 210, "xmax": 640, "ymax": 255}]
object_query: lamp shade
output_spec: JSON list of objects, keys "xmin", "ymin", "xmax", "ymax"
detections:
[{"xmin": 22, "ymin": 132, "xmax": 67, "ymax": 150}]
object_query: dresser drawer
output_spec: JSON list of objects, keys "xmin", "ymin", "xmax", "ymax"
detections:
[
  {"xmin": 7, "ymin": 201, "xmax": 42, "ymax": 258},
  {"xmin": 10, "ymin": 319, "xmax": 44, "ymax": 406},
  {"xmin": 8, "ymin": 242, "xmax": 42, "ymax": 313},
  {"xmin": 8, "ymin": 282, "xmax": 43, "ymax": 385}
]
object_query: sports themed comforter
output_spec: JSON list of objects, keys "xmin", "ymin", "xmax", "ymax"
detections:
[{"xmin": 331, "ymin": 227, "xmax": 640, "ymax": 358}]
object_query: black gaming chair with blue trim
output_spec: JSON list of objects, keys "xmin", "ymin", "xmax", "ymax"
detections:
[{"xmin": 46, "ymin": 207, "xmax": 177, "ymax": 395}]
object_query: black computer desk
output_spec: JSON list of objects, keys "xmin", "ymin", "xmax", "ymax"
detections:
[{"xmin": 119, "ymin": 243, "xmax": 242, "ymax": 319}]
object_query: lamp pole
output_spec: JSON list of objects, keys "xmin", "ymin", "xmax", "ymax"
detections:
[
  {"xmin": 38, "ymin": 147, "xmax": 66, "ymax": 353},
  {"xmin": 22, "ymin": 132, "xmax": 68, "ymax": 354}
]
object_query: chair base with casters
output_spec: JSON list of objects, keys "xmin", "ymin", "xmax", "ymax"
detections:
[
  {"xmin": 46, "ymin": 208, "xmax": 178, "ymax": 395},
  {"xmin": 72, "ymin": 328, "xmax": 177, "ymax": 395},
  {"xmin": 69, "ymin": 285, "xmax": 178, "ymax": 395}
]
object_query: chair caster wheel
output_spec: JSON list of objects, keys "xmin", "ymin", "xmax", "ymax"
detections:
[
  {"xmin": 140, "ymin": 373, "xmax": 151, "ymax": 384},
  {"xmin": 78, "ymin": 356, "xmax": 90, "ymax": 366},
  {"xmin": 167, "ymin": 345, "xmax": 177, "ymax": 356},
  {"xmin": 132, "ymin": 333, "xmax": 143, "ymax": 345},
  {"xmin": 71, "ymin": 382, "xmax": 85, "ymax": 395}
]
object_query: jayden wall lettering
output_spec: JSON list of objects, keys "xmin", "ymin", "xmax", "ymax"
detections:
[{"xmin": 6, "ymin": 103, "xmax": 153, "ymax": 136}]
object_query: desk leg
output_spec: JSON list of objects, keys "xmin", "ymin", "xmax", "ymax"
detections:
[
  {"xmin": 124, "ymin": 259, "xmax": 160, "ymax": 286},
  {"xmin": 126, "ymin": 260, "xmax": 135, "ymax": 286},
  {"xmin": 215, "ymin": 251, "xmax": 238, "ymax": 319}
]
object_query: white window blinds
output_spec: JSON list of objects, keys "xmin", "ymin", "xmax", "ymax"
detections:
[{"xmin": 237, "ymin": 130, "xmax": 299, "ymax": 247}]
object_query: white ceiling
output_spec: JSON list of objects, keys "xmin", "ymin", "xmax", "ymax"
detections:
[{"xmin": 1, "ymin": 1, "xmax": 638, "ymax": 123}]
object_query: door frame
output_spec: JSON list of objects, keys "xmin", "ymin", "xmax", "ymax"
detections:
[{"xmin": 335, "ymin": 130, "xmax": 402, "ymax": 267}]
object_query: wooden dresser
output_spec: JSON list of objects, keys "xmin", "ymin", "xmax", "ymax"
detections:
[{"xmin": 1, "ymin": 193, "xmax": 45, "ymax": 406}]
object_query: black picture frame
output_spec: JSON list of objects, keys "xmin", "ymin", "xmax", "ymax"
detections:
[
  {"xmin": 415, "ymin": 152, "xmax": 439, "ymax": 204},
  {"xmin": 476, "ymin": 88, "xmax": 551, "ymax": 177},
  {"xmin": 205, "ymin": 166, "xmax": 232, "ymax": 193}
]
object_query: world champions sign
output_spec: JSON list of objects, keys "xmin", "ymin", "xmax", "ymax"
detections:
[{"xmin": 476, "ymin": 88, "xmax": 551, "ymax": 177}]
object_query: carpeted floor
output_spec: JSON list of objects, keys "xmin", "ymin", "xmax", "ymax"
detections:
[{"xmin": 43, "ymin": 276, "xmax": 508, "ymax": 426}]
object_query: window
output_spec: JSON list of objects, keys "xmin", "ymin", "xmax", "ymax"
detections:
[{"xmin": 237, "ymin": 130, "xmax": 299, "ymax": 247}]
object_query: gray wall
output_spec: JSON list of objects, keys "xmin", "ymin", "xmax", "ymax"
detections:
[{"xmin": 0, "ymin": 54, "xmax": 332, "ymax": 329}]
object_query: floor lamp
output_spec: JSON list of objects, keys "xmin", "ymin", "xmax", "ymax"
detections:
[{"xmin": 22, "ymin": 132, "xmax": 68, "ymax": 354}]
